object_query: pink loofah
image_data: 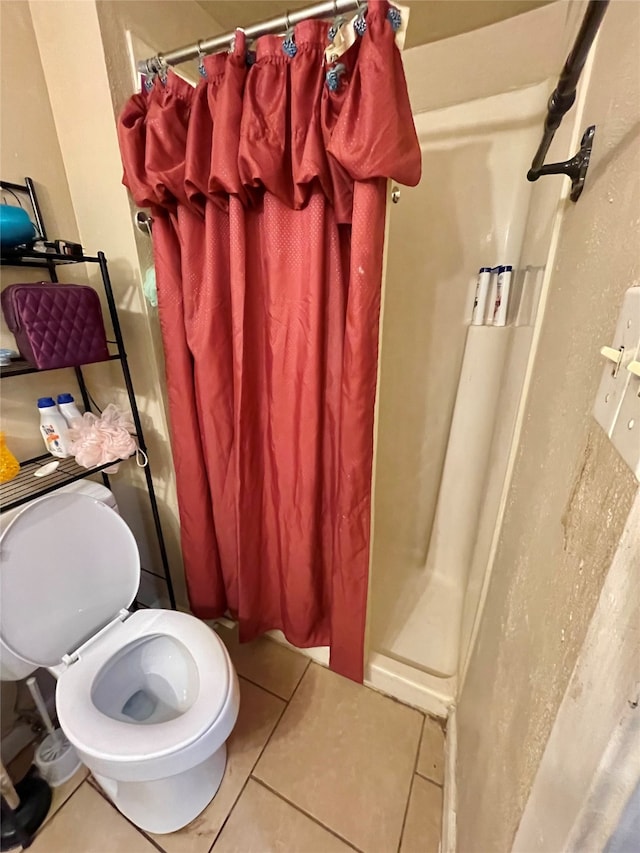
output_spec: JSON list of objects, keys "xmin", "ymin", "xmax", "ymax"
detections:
[{"xmin": 67, "ymin": 404, "xmax": 137, "ymax": 471}]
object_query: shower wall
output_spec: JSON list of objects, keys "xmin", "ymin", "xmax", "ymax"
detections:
[{"xmin": 367, "ymin": 1, "xmax": 582, "ymax": 703}]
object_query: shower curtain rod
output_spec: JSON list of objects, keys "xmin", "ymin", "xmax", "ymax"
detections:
[
  {"xmin": 527, "ymin": 0, "xmax": 609, "ymax": 201},
  {"xmin": 137, "ymin": 0, "xmax": 362, "ymax": 75}
]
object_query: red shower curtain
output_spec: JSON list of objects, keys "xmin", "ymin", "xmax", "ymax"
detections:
[{"xmin": 118, "ymin": 0, "xmax": 420, "ymax": 681}]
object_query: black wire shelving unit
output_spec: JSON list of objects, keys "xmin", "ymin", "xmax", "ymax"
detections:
[{"xmin": 0, "ymin": 177, "xmax": 176, "ymax": 610}]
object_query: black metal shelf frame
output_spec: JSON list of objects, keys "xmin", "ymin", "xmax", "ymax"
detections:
[{"xmin": 0, "ymin": 177, "xmax": 176, "ymax": 609}]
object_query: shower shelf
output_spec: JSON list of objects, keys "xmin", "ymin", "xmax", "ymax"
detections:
[
  {"xmin": 0, "ymin": 353, "xmax": 122, "ymax": 378},
  {"xmin": 0, "ymin": 453, "xmax": 131, "ymax": 512},
  {"xmin": 0, "ymin": 249, "xmax": 101, "ymax": 267},
  {"xmin": 0, "ymin": 176, "xmax": 176, "ymax": 610}
]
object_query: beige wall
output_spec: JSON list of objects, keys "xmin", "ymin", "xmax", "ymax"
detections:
[
  {"xmin": 514, "ymin": 491, "xmax": 640, "ymax": 851},
  {"xmin": 0, "ymin": 1, "xmax": 84, "ymax": 462},
  {"xmin": 401, "ymin": 0, "xmax": 581, "ymax": 114},
  {"xmin": 0, "ymin": 2, "xmax": 77, "ymax": 242},
  {"xmin": 456, "ymin": 2, "xmax": 640, "ymax": 850},
  {"xmin": 0, "ymin": 0, "xmax": 83, "ymax": 739},
  {"xmin": 25, "ymin": 0, "xmax": 222, "ymax": 609}
]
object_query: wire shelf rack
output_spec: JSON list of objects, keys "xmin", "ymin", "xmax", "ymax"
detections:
[{"xmin": 0, "ymin": 454, "xmax": 130, "ymax": 513}]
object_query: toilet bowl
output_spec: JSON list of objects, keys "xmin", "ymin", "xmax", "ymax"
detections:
[{"xmin": 0, "ymin": 492, "xmax": 239, "ymax": 834}]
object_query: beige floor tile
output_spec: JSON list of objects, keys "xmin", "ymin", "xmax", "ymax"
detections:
[
  {"xmin": 254, "ymin": 664, "xmax": 423, "ymax": 853},
  {"xmin": 29, "ymin": 781, "xmax": 156, "ymax": 853},
  {"xmin": 416, "ymin": 717, "xmax": 445, "ymax": 785},
  {"xmin": 399, "ymin": 775, "xmax": 442, "ymax": 853},
  {"xmin": 212, "ymin": 779, "xmax": 355, "ymax": 853},
  {"xmin": 152, "ymin": 678, "xmax": 285, "ymax": 853},
  {"xmin": 213, "ymin": 623, "xmax": 309, "ymax": 700},
  {"xmin": 7, "ymin": 755, "xmax": 87, "ymax": 851},
  {"xmin": 41, "ymin": 765, "xmax": 89, "ymax": 829}
]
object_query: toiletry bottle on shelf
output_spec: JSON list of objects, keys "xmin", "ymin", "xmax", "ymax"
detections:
[
  {"xmin": 57, "ymin": 393, "xmax": 83, "ymax": 426},
  {"xmin": 493, "ymin": 265, "xmax": 513, "ymax": 326},
  {"xmin": 471, "ymin": 267, "xmax": 492, "ymax": 325},
  {"xmin": 37, "ymin": 397, "xmax": 70, "ymax": 459},
  {"xmin": 0, "ymin": 433, "xmax": 20, "ymax": 484},
  {"xmin": 485, "ymin": 268, "xmax": 499, "ymax": 325}
]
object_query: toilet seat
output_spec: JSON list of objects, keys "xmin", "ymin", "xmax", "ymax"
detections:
[
  {"xmin": 56, "ymin": 609, "xmax": 232, "ymax": 763},
  {"xmin": 0, "ymin": 493, "xmax": 139, "ymax": 668}
]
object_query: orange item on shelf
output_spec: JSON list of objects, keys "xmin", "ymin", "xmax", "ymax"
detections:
[{"xmin": 0, "ymin": 433, "xmax": 20, "ymax": 484}]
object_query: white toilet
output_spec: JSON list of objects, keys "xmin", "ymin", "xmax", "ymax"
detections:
[{"xmin": 0, "ymin": 489, "xmax": 240, "ymax": 834}]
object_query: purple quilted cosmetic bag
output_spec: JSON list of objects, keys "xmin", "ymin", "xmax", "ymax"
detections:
[{"xmin": 1, "ymin": 282, "xmax": 110, "ymax": 369}]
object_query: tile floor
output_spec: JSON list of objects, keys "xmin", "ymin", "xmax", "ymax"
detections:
[{"xmin": 12, "ymin": 625, "xmax": 445, "ymax": 853}]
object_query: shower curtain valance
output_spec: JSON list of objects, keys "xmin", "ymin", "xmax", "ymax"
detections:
[
  {"xmin": 118, "ymin": 0, "xmax": 420, "ymax": 682},
  {"xmin": 119, "ymin": 8, "xmax": 419, "ymax": 224}
]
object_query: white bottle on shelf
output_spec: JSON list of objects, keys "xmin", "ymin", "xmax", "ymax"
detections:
[
  {"xmin": 470, "ymin": 267, "xmax": 492, "ymax": 325},
  {"xmin": 57, "ymin": 393, "xmax": 83, "ymax": 426},
  {"xmin": 493, "ymin": 265, "xmax": 513, "ymax": 326},
  {"xmin": 37, "ymin": 397, "xmax": 70, "ymax": 458},
  {"xmin": 485, "ymin": 268, "xmax": 499, "ymax": 325}
]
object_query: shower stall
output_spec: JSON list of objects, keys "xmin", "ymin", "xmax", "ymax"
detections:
[
  {"xmin": 100, "ymin": 0, "xmax": 594, "ymax": 716},
  {"xmin": 366, "ymin": 0, "xmax": 589, "ymax": 714}
]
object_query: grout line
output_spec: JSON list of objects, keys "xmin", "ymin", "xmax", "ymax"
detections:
[
  {"xmin": 136, "ymin": 830, "xmax": 167, "ymax": 853},
  {"xmin": 250, "ymin": 777, "xmax": 363, "ymax": 853},
  {"xmin": 215, "ymin": 625, "xmax": 311, "ymax": 702},
  {"xmin": 288, "ymin": 654, "xmax": 311, "ymax": 695},
  {"xmin": 235, "ymin": 676, "xmax": 300, "ymax": 704},
  {"xmin": 414, "ymin": 715, "xmax": 445, "ymax": 787},
  {"xmin": 415, "ymin": 767, "xmax": 445, "ymax": 788},
  {"xmin": 88, "ymin": 776, "xmax": 166, "ymax": 853},
  {"xmin": 414, "ymin": 772, "xmax": 445, "ymax": 792},
  {"xmin": 205, "ymin": 681, "xmax": 293, "ymax": 853},
  {"xmin": 30, "ymin": 775, "xmax": 88, "ymax": 841},
  {"xmin": 206, "ymin": 658, "xmax": 312, "ymax": 852},
  {"xmin": 272, "ymin": 656, "xmax": 311, "ymax": 712},
  {"xmin": 396, "ymin": 713, "xmax": 426, "ymax": 853}
]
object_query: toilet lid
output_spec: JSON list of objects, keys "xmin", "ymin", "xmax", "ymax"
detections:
[{"xmin": 0, "ymin": 493, "xmax": 139, "ymax": 667}]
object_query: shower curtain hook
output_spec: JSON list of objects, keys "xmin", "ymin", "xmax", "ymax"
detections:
[
  {"xmin": 328, "ymin": 1, "xmax": 346, "ymax": 43},
  {"xmin": 156, "ymin": 54, "xmax": 168, "ymax": 84},
  {"xmin": 282, "ymin": 11, "xmax": 298, "ymax": 57},
  {"xmin": 196, "ymin": 41, "xmax": 207, "ymax": 76},
  {"xmin": 354, "ymin": 3, "xmax": 368, "ymax": 36}
]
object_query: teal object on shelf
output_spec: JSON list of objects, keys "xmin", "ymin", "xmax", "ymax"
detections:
[{"xmin": 0, "ymin": 205, "xmax": 36, "ymax": 248}]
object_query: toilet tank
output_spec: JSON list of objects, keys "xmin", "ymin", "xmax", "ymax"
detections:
[{"xmin": 0, "ymin": 481, "xmax": 119, "ymax": 680}]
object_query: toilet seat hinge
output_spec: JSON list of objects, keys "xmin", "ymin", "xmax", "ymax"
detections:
[{"xmin": 61, "ymin": 609, "xmax": 131, "ymax": 666}]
